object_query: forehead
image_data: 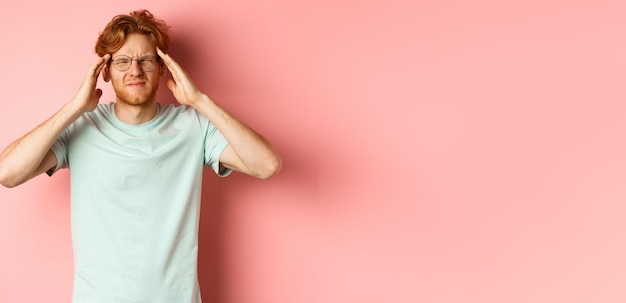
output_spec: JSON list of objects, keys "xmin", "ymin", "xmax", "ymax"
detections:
[{"xmin": 113, "ymin": 33, "xmax": 156, "ymax": 56}]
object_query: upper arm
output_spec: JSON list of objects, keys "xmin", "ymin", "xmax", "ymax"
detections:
[
  {"xmin": 218, "ymin": 144, "xmax": 250, "ymax": 175},
  {"xmin": 37, "ymin": 149, "xmax": 58, "ymax": 177},
  {"xmin": 0, "ymin": 149, "xmax": 58, "ymax": 188},
  {"xmin": 218, "ymin": 144, "xmax": 281, "ymax": 179}
]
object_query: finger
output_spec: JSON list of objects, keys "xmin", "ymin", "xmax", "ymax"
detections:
[
  {"xmin": 156, "ymin": 48, "xmax": 177, "ymax": 78},
  {"xmin": 156, "ymin": 47, "xmax": 172, "ymax": 68},
  {"xmin": 156, "ymin": 47, "xmax": 174, "ymax": 65},
  {"xmin": 102, "ymin": 54, "xmax": 111, "ymax": 65},
  {"xmin": 157, "ymin": 47, "xmax": 183, "ymax": 75},
  {"xmin": 156, "ymin": 47, "xmax": 166, "ymax": 59},
  {"xmin": 89, "ymin": 54, "xmax": 110, "ymax": 77},
  {"xmin": 94, "ymin": 54, "xmax": 110, "ymax": 76},
  {"xmin": 87, "ymin": 58, "xmax": 103, "ymax": 77}
]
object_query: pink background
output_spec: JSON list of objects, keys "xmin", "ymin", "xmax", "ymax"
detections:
[{"xmin": 1, "ymin": 0, "xmax": 626, "ymax": 302}]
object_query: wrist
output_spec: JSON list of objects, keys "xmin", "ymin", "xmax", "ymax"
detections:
[
  {"xmin": 66, "ymin": 99, "xmax": 89, "ymax": 117},
  {"xmin": 190, "ymin": 94, "xmax": 211, "ymax": 108}
]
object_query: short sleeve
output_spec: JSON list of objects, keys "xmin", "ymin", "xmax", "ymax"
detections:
[
  {"xmin": 46, "ymin": 128, "xmax": 70, "ymax": 176},
  {"xmin": 203, "ymin": 119, "xmax": 232, "ymax": 177}
]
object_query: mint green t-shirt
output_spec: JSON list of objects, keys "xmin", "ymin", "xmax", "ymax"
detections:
[{"xmin": 48, "ymin": 102, "xmax": 231, "ymax": 303}]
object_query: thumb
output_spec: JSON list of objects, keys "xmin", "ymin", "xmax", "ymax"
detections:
[
  {"xmin": 93, "ymin": 88, "xmax": 103, "ymax": 103},
  {"xmin": 166, "ymin": 79, "xmax": 177, "ymax": 93}
]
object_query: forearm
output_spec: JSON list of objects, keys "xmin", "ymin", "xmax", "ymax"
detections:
[
  {"xmin": 156, "ymin": 48, "xmax": 280, "ymax": 178},
  {"xmin": 0, "ymin": 102, "xmax": 83, "ymax": 187},
  {"xmin": 192, "ymin": 94, "xmax": 281, "ymax": 178}
]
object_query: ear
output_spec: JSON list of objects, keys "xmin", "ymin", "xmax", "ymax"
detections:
[
  {"xmin": 159, "ymin": 63, "xmax": 166, "ymax": 77},
  {"xmin": 102, "ymin": 65, "xmax": 111, "ymax": 82}
]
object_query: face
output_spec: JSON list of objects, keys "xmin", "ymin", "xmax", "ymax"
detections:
[{"xmin": 104, "ymin": 33, "xmax": 164, "ymax": 107}]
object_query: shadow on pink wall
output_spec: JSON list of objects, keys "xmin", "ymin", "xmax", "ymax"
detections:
[
  {"xmin": 159, "ymin": 34, "xmax": 229, "ymax": 303},
  {"xmin": 159, "ymin": 31, "xmax": 318, "ymax": 303},
  {"xmin": 198, "ymin": 172, "xmax": 228, "ymax": 303}
]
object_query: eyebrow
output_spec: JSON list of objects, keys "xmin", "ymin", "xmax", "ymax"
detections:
[{"xmin": 113, "ymin": 54, "xmax": 157, "ymax": 59}]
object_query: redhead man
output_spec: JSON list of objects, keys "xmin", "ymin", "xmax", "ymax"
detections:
[{"xmin": 0, "ymin": 9, "xmax": 281, "ymax": 303}]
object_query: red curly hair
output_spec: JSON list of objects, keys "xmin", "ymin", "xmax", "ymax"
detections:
[{"xmin": 94, "ymin": 9, "xmax": 171, "ymax": 56}]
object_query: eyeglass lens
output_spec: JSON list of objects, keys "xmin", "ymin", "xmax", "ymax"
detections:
[{"xmin": 112, "ymin": 55, "xmax": 157, "ymax": 72}]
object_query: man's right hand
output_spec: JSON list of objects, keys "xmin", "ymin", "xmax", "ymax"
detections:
[
  {"xmin": 71, "ymin": 54, "xmax": 110, "ymax": 113},
  {"xmin": 0, "ymin": 54, "xmax": 111, "ymax": 188}
]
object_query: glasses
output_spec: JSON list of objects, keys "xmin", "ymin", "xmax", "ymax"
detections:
[{"xmin": 110, "ymin": 55, "xmax": 159, "ymax": 72}]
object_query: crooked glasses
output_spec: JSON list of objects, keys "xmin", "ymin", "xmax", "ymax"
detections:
[{"xmin": 110, "ymin": 55, "xmax": 159, "ymax": 72}]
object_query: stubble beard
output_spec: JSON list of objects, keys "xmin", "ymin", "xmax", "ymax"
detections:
[{"xmin": 114, "ymin": 84, "xmax": 159, "ymax": 107}]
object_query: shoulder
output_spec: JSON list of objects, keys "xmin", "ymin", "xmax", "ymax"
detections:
[
  {"xmin": 66, "ymin": 103, "xmax": 114, "ymax": 129},
  {"xmin": 158, "ymin": 103, "xmax": 207, "ymax": 123},
  {"xmin": 95, "ymin": 102, "xmax": 115, "ymax": 115},
  {"xmin": 158, "ymin": 103, "xmax": 195, "ymax": 116},
  {"xmin": 82, "ymin": 102, "xmax": 115, "ymax": 121}
]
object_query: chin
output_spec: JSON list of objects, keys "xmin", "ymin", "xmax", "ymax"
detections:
[{"xmin": 116, "ymin": 92, "xmax": 157, "ymax": 106}]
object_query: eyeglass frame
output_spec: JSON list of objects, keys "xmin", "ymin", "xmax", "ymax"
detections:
[{"xmin": 109, "ymin": 55, "xmax": 162, "ymax": 72}]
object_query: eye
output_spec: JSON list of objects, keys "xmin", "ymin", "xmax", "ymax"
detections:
[{"xmin": 115, "ymin": 59, "xmax": 131, "ymax": 65}]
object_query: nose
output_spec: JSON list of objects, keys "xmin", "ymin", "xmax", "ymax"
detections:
[{"xmin": 128, "ymin": 59, "xmax": 144, "ymax": 75}]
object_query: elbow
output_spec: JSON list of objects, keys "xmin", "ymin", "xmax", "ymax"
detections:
[
  {"xmin": 0, "ymin": 169, "xmax": 18, "ymax": 188},
  {"xmin": 256, "ymin": 154, "xmax": 282, "ymax": 179},
  {"xmin": 1, "ymin": 182, "xmax": 17, "ymax": 189},
  {"xmin": 0, "ymin": 163, "xmax": 26, "ymax": 188}
]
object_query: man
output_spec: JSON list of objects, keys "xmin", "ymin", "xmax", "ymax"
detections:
[{"xmin": 0, "ymin": 9, "xmax": 281, "ymax": 303}]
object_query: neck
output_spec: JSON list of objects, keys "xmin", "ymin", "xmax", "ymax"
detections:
[{"xmin": 114, "ymin": 101, "xmax": 158, "ymax": 125}]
